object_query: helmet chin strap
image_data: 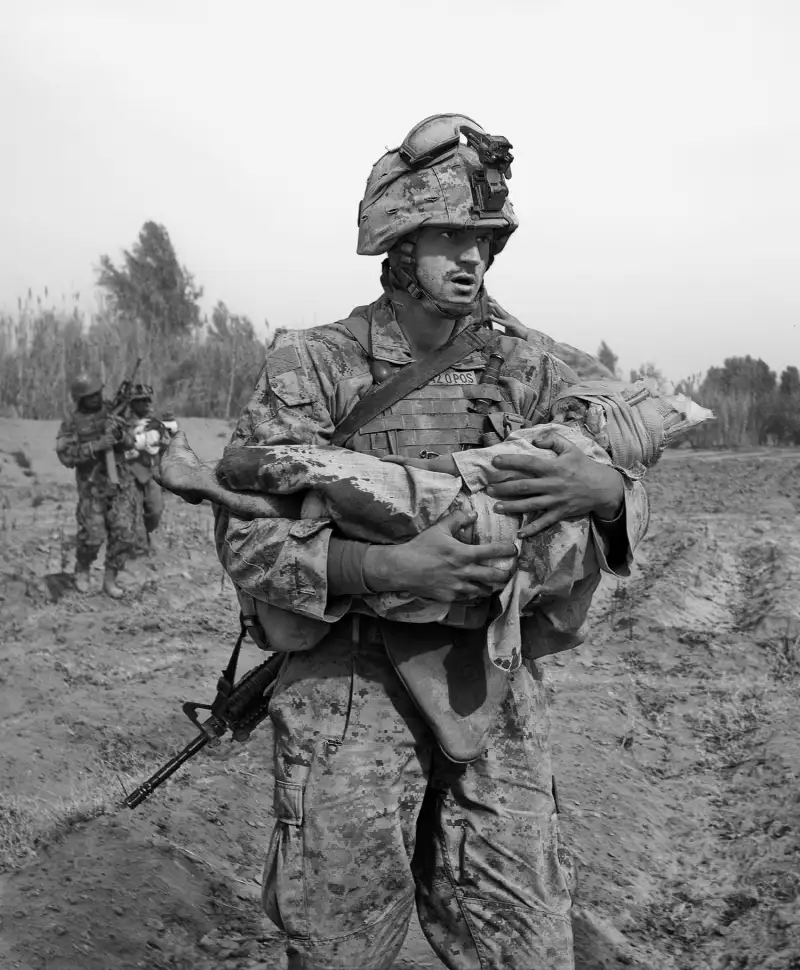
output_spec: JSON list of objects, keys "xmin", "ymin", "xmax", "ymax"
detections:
[{"xmin": 385, "ymin": 239, "xmax": 488, "ymax": 320}]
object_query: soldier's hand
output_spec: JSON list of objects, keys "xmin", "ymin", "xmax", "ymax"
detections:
[
  {"xmin": 94, "ymin": 432, "xmax": 119, "ymax": 452},
  {"xmin": 363, "ymin": 507, "xmax": 518, "ymax": 602},
  {"xmin": 105, "ymin": 417, "xmax": 125, "ymax": 439},
  {"xmin": 485, "ymin": 431, "xmax": 625, "ymax": 537}
]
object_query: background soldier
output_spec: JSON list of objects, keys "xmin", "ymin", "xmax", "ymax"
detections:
[
  {"xmin": 124, "ymin": 384, "xmax": 167, "ymax": 555},
  {"xmin": 55, "ymin": 374, "xmax": 138, "ymax": 598}
]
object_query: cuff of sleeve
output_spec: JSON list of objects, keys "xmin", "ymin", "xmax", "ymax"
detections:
[
  {"xmin": 327, "ymin": 538, "xmax": 374, "ymax": 597},
  {"xmin": 591, "ymin": 476, "xmax": 636, "ymax": 576}
]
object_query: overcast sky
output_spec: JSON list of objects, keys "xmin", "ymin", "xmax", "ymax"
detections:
[{"xmin": 2, "ymin": 0, "xmax": 798, "ymax": 382}]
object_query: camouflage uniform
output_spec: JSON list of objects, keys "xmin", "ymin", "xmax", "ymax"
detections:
[
  {"xmin": 216, "ymin": 115, "xmax": 650, "ymax": 970},
  {"xmin": 124, "ymin": 389, "xmax": 165, "ymax": 552},
  {"xmin": 56, "ymin": 401, "xmax": 137, "ymax": 575},
  {"xmin": 219, "ymin": 422, "xmax": 626, "ymax": 671}
]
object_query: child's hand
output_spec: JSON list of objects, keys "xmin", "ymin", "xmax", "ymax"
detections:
[{"xmin": 486, "ymin": 298, "xmax": 529, "ymax": 339}]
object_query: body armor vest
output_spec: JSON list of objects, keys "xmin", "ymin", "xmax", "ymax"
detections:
[
  {"xmin": 73, "ymin": 408, "xmax": 108, "ymax": 451},
  {"xmin": 342, "ymin": 355, "xmax": 525, "ymax": 629},
  {"xmin": 345, "ymin": 371, "xmax": 518, "ymax": 459},
  {"xmin": 72, "ymin": 406, "xmax": 127, "ymax": 483}
]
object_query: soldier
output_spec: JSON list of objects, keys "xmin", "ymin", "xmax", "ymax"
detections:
[
  {"xmin": 55, "ymin": 374, "xmax": 137, "ymax": 598},
  {"xmin": 124, "ymin": 384, "xmax": 166, "ymax": 554},
  {"xmin": 212, "ymin": 114, "xmax": 652, "ymax": 970}
]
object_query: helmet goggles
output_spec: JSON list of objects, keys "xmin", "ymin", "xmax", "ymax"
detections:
[{"xmin": 397, "ymin": 114, "xmax": 514, "ymax": 217}]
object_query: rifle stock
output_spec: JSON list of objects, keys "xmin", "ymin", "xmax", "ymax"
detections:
[{"xmin": 105, "ymin": 448, "xmax": 119, "ymax": 485}]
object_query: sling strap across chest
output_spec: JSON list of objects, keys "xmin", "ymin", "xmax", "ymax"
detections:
[{"xmin": 331, "ymin": 321, "xmax": 492, "ymax": 447}]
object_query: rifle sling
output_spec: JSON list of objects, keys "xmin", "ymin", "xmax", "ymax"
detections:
[{"xmin": 331, "ymin": 323, "xmax": 492, "ymax": 447}]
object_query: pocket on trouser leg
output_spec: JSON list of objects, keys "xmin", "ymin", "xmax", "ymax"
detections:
[
  {"xmin": 457, "ymin": 899, "xmax": 575, "ymax": 970},
  {"xmin": 262, "ymin": 778, "xmax": 309, "ymax": 938}
]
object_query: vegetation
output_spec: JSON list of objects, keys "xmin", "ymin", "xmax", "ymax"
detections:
[
  {"xmin": 0, "ymin": 222, "xmax": 267, "ymax": 419},
  {"xmin": 0, "ymin": 224, "xmax": 796, "ymax": 447}
]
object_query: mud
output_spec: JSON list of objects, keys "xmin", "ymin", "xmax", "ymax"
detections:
[{"xmin": 1, "ymin": 422, "xmax": 799, "ymax": 969}]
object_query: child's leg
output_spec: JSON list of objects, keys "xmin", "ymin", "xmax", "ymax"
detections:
[
  {"xmin": 155, "ymin": 429, "xmax": 298, "ymax": 520},
  {"xmin": 219, "ymin": 444, "xmax": 465, "ymax": 542}
]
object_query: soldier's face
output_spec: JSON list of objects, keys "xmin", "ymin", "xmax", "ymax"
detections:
[
  {"xmin": 414, "ymin": 228, "xmax": 492, "ymax": 308},
  {"xmin": 131, "ymin": 399, "xmax": 150, "ymax": 418},
  {"xmin": 80, "ymin": 392, "xmax": 103, "ymax": 412}
]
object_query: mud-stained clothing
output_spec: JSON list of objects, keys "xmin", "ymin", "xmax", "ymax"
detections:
[
  {"xmin": 218, "ymin": 424, "xmax": 615, "ymax": 671},
  {"xmin": 216, "ymin": 294, "xmax": 650, "ymax": 969},
  {"xmin": 217, "ymin": 296, "xmax": 649, "ymax": 623},
  {"xmin": 56, "ymin": 406, "xmax": 136, "ymax": 571},
  {"xmin": 265, "ymin": 620, "xmax": 575, "ymax": 970}
]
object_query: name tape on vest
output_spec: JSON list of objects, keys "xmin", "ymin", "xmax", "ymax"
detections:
[{"xmin": 429, "ymin": 369, "xmax": 477, "ymax": 386}]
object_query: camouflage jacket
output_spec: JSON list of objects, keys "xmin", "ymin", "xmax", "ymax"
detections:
[
  {"xmin": 217, "ymin": 294, "xmax": 650, "ymax": 624},
  {"xmin": 56, "ymin": 405, "xmax": 132, "ymax": 487}
]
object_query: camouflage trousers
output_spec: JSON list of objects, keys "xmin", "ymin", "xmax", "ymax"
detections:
[
  {"xmin": 133, "ymin": 476, "xmax": 164, "ymax": 549},
  {"xmin": 75, "ymin": 476, "xmax": 137, "ymax": 572},
  {"xmin": 263, "ymin": 622, "xmax": 574, "ymax": 970}
]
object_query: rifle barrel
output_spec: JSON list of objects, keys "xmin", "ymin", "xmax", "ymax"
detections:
[{"xmin": 124, "ymin": 731, "xmax": 210, "ymax": 809}]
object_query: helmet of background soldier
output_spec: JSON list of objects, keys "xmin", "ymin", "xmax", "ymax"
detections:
[
  {"xmin": 130, "ymin": 383, "xmax": 154, "ymax": 402},
  {"xmin": 70, "ymin": 374, "xmax": 103, "ymax": 403}
]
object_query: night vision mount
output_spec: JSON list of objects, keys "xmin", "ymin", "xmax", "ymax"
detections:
[{"xmin": 398, "ymin": 113, "xmax": 514, "ymax": 217}]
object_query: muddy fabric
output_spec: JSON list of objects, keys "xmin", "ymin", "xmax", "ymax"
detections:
[
  {"xmin": 263, "ymin": 626, "xmax": 574, "ymax": 970},
  {"xmin": 217, "ymin": 294, "xmax": 650, "ymax": 968},
  {"xmin": 56, "ymin": 406, "xmax": 137, "ymax": 571},
  {"xmin": 216, "ymin": 294, "xmax": 650, "ymax": 626},
  {"xmin": 217, "ymin": 424, "xmax": 617, "ymax": 670}
]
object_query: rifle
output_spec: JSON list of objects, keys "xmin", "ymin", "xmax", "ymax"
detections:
[
  {"xmin": 104, "ymin": 357, "xmax": 143, "ymax": 486},
  {"xmin": 124, "ymin": 621, "xmax": 283, "ymax": 809}
]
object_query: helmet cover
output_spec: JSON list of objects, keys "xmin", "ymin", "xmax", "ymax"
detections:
[
  {"xmin": 70, "ymin": 373, "xmax": 103, "ymax": 403},
  {"xmin": 357, "ymin": 113, "xmax": 519, "ymax": 257}
]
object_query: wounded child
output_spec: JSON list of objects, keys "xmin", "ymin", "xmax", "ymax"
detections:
[{"xmin": 156, "ymin": 379, "xmax": 713, "ymax": 670}]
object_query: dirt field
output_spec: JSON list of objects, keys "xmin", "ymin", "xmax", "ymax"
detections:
[{"xmin": 1, "ymin": 420, "xmax": 799, "ymax": 970}]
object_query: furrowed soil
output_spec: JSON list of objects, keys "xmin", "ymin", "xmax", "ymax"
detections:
[{"xmin": 1, "ymin": 421, "xmax": 799, "ymax": 970}]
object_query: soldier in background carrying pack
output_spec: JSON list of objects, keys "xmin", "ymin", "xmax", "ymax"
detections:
[
  {"xmin": 215, "ymin": 114, "xmax": 652, "ymax": 970},
  {"xmin": 55, "ymin": 374, "xmax": 138, "ymax": 598},
  {"xmin": 124, "ymin": 384, "xmax": 168, "ymax": 555}
]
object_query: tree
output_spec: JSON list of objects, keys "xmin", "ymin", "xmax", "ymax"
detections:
[
  {"xmin": 630, "ymin": 362, "xmax": 665, "ymax": 385},
  {"xmin": 704, "ymin": 356, "xmax": 776, "ymax": 399},
  {"xmin": 597, "ymin": 341, "xmax": 619, "ymax": 377},
  {"xmin": 209, "ymin": 301, "xmax": 263, "ymax": 418},
  {"xmin": 779, "ymin": 365, "xmax": 800, "ymax": 396},
  {"xmin": 96, "ymin": 222, "xmax": 203, "ymax": 337}
]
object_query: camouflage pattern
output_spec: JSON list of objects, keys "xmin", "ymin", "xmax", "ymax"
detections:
[
  {"xmin": 56, "ymin": 405, "xmax": 137, "ymax": 571},
  {"xmin": 74, "ymin": 475, "xmax": 138, "ymax": 571},
  {"xmin": 217, "ymin": 293, "xmax": 650, "ymax": 968},
  {"xmin": 217, "ymin": 294, "xmax": 649, "ymax": 625},
  {"xmin": 357, "ymin": 117, "xmax": 518, "ymax": 257},
  {"xmin": 216, "ymin": 423, "xmax": 639, "ymax": 669},
  {"xmin": 522, "ymin": 327, "xmax": 616, "ymax": 381},
  {"xmin": 263, "ymin": 625, "xmax": 573, "ymax": 970}
]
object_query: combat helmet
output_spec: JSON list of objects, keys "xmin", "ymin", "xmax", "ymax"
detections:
[
  {"xmin": 70, "ymin": 373, "xmax": 103, "ymax": 403},
  {"xmin": 129, "ymin": 383, "xmax": 154, "ymax": 402},
  {"xmin": 357, "ymin": 113, "xmax": 519, "ymax": 317}
]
